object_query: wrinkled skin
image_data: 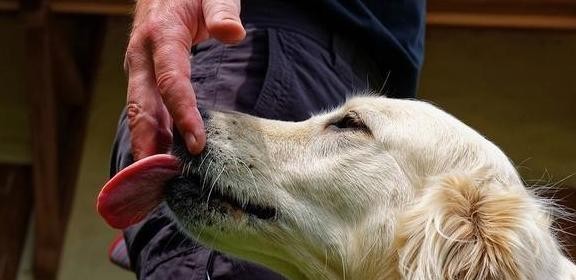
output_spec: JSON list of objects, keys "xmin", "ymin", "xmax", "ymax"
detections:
[{"xmin": 125, "ymin": 0, "xmax": 245, "ymax": 159}]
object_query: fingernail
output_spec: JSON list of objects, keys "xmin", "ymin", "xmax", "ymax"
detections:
[{"xmin": 185, "ymin": 133, "xmax": 198, "ymax": 154}]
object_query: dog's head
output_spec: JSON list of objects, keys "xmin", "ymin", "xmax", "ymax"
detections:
[{"xmin": 99, "ymin": 96, "xmax": 575, "ymax": 279}]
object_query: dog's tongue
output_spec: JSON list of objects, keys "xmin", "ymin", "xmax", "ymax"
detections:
[{"xmin": 97, "ymin": 154, "xmax": 180, "ymax": 229}]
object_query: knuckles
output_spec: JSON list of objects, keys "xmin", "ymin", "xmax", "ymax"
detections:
[
  {"xmin": 126, "ymin": 102, "xmax": 147, "ymax": 128},
  {"xmin": 155, "ymin": 70, "xmax": 190, "ymax": 97},
  {"xmin": 126, "ymin": 101, "xmax": 173, "ymax": 159}
]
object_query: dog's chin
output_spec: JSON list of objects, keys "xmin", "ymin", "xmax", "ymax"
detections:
[{"xmin": 165, "ymin": 175, "xmax": 278, "ymax": 233}]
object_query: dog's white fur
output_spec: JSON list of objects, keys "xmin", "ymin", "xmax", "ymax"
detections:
[{"xmin": 180, "ymin": 96, "xmax": 576, "ymax": 279}]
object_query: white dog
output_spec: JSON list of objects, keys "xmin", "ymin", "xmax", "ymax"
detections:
[{"xmin": 99, "ymin": 96, "xmax": 576, "ymax": 279}]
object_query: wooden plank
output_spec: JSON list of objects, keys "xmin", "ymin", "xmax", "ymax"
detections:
[
  {"xmin": 53, "ymin": 17, "xmax": 107, "ymax": 221},
  {"xmin": 428, "ymin": 0, "xmax": 576, "ymax": 14},
  {"xmin": 50, "ymin": 1, "xmax": 131, "ymax": 15},
  {"xmin": 0, "ymin": 165, "xmax": 33, "ymax": 280},
  {"xmin": 52, "ymin": 26, "xmax": 85, "ymax": 225},
  {"xmin": 426, "ymin": 0, "xmax": 576, "ymax": 29},
  {"xmin": 429, "ymin": 0, "xmax": 576, "ymax": 6},
  {"xmin": 52, "ymin": 28, "xmax": 87, "ymax": 106},
  {"xmin": 428, "ymin": 12, "xmax": 576, "ymax": 29},
  {"xmin": 51, "ymin": 0, "xmax": 131, "ymax": 4},
  {"xmin": 0, "ymin": 1, "xmax": 18, "ymax": 11},
  {"xmin": 28, "ymin": 26, "xmax": 61, "ymax": 280},
  {"xmin": 21, "ymin": 0, "xmax": 62, "ymax": 278}
]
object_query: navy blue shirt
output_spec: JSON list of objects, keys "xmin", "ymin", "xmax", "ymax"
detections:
[{"xmin": 301, "ymin": 0, "xmax": 426, "ymax": 96}]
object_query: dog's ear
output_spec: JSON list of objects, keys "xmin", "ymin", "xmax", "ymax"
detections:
[{"xmin": 396, "ymin": 170, "xmax": 562, "ymax": 280}]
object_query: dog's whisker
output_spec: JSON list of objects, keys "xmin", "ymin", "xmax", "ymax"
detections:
[
  {"xmin": 377, "ymin": 69, "xmax": 391, "ymax": 95},
  {"xmin": 185, "ymin": 161, "xmax": 193, "ymax": 177},
  {"xmin": 202, "ymin": 159, "xmax": 214, "ymax": 191},
  {"xmin": 236, "ymin": 158, "xmax": 260, "ymax": 204},
  {"xmin": 183, "ymin": 161, "xmax": 189, "ymax": 176},
  {"xmin": 206, "ymin": 167, "xmax": 225, "ymax": 205},
  {"xmin": 197, "ymin": 149, "xmax": 213, "ymax": 172}
]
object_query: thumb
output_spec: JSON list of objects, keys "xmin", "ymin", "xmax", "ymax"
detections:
[{"xmin": 202, "ymin": 0, "xmax": 245, "ymax": 44}]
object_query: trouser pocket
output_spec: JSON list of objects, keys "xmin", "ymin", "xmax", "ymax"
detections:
[{"xmin": 191, "ymin": 27, "xmax": 272, "ymax": 115}]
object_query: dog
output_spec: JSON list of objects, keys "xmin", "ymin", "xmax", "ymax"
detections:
[{"xmin": 99, "ymin": 95, "xmax": 576, "ymax": 279}]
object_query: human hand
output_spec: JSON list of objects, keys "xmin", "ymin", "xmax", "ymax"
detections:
[{"xmin": 125, "ymin": 0, "xmax": 245, "ymax": 160}]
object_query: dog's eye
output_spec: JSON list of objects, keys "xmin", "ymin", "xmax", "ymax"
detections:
[{"xmin": 329, "ymin": 111, "xmax": 369, "ymax": 132}]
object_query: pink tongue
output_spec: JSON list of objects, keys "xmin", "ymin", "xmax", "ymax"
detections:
[{"xmin": 97, "ymin": 154, "xmax": 180, "ymax": 229}]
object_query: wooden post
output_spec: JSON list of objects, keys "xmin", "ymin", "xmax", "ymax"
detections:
[
  {"xmin": 21, "ymin": 0, "xmax": 61, "ymax": 278},
  {"xmin": 0, "ymin": 165, "xmax": 33, "ymax": 280},
  {"xmin": 21, "ymin": 1, "xmax": 107, "ymax": 278}
]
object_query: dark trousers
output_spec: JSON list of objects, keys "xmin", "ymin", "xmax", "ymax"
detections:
[{"xmin": 110, "ymin": 3, "xmax": 410, "ymax": 278}]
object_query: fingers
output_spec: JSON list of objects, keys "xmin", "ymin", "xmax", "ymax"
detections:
[
  {"xmin": 125, "ymin": 0, "xmax": 244, "ymax": 158},
  {"xmin": 126, "ymin": 101, "xmax": 173, "ymax": 160},
  {"xmin": 125, "ymin": 39, "xmax": 173, "ymax": 160},
  {"xmin": 151, "ymin": 33, "xmax": 207, "ymax": 155},
  {"xmin": 203, "ymin": 0, "xmax": 245, "ymax": 44}
]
